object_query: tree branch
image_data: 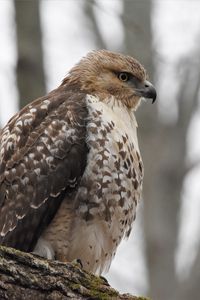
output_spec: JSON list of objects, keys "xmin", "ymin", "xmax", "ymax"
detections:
[{"xmin": 0, "ymin": 246, "xmax": 147, "ymax": 300}]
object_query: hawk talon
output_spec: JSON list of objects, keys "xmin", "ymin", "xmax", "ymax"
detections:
[
  {"xmin": 72, "ymin": 258, "xmax": 83, "ymax": 269},
  {"xmin": 99, "ymin": 276, "xmax": 109, "ymax": 285}
]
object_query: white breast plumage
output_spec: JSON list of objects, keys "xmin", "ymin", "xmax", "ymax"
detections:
[{"xmin": 68, "ymin": 94, "xmax": 144, "ymax": 273}]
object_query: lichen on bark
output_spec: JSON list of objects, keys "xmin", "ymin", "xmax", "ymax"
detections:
[{"xmin": 0, "ymin": 245, "xmax": 150, "ymax": 300}]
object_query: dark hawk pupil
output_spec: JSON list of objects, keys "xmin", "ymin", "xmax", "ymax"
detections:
[{"xmin": 119, "ymin": 72, "xmax": 129, "ymax": 82}]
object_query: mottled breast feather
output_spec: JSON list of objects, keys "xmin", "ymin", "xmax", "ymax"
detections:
[
  {"xmin": 0, "ymin": 86, "xmax": 88, "ymax": 250},
  {"xmin": 68, "ymin": 95, "xmax": 144, "ymax": 273}
]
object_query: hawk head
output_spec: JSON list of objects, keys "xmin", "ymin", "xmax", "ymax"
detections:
[{"xmin": 63, "ymin": 49, "xmax": 156, "ymax": 110}]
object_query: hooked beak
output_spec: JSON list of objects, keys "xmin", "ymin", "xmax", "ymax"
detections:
[{"xmin": 136, "ymin": 80, "xmax": 157, "ymax": 103}]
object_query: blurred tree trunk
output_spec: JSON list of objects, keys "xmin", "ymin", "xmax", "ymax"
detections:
[
  {"xmin": 123, "ymin": 1, "xmax": 179, "ymax": 300},
  {"xmin": 122, "ymin": 2, "xmax": 200, "ymax": 300},
  {"xmin": 83, "ymin": 0, "xmax": 107, "ymax": 49},
  {"xmin": 176, "ymin": 58, "xmax": 200, "ymax": 300},
  {"xmin": 14, "ymin": 0, "xmax": 46, "ymax": 108}
]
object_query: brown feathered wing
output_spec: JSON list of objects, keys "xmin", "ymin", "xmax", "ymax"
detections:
[{"xmin": 0, "ymin": 86, "xmax": 88, "ymax": 251}]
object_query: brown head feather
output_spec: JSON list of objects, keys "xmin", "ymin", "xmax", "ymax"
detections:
[{"xmin": 62, "ymin": 50, "xmax": 148, "ymax": 109}]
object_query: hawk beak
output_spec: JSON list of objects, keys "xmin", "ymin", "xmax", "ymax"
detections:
[{"xmin": 142, "ymin": 80, "xmax": 157, "ymax": 103}]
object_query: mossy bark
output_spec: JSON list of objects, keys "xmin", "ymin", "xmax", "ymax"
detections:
[{"xmin": 0, "ymin": 246, "xmax": 149, "ymax": 300}]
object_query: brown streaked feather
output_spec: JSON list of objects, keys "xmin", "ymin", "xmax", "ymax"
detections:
[{"xmin": 0, "ymin": 86, "xmax": 88, "ymax": 251}]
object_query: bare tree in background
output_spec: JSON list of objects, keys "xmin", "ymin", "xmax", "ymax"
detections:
[
  {"xmin": 175, "ymin": 55, "xmax": 200, "ymax": 300},
  {"xmin": 14, "ymin": 0, "xmax": 46, "ymax": 108},
  {"xmin": 122, "ymin": 1, "xmax": 200, "ymax": 300},
  {"xmin": 83, "ymin": 0, "xmax": 106, "ymax": 50}
]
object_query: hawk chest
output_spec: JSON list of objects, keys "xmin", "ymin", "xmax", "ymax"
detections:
[
  {"xmin": 41, "ymin": 95, "xmax": 144, "ymax": 274},
  {"xmin": 75, "ymin": 95, "xmax": 143, "ymax": 237}
]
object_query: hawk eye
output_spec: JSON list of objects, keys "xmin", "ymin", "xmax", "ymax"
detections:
[{"xmin": 118, "ymin": 72, "xmax": 130, "ymax": 82}]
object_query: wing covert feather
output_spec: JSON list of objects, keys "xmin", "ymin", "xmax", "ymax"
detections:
[{"xmin": 0, "ymin": 87, "xmax": 88, "ymax": 250}]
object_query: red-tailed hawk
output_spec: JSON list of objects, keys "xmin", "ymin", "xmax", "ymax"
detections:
[{"xmin": 0, "ymin": 50, "xmax": 156, "ymax": 274}]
